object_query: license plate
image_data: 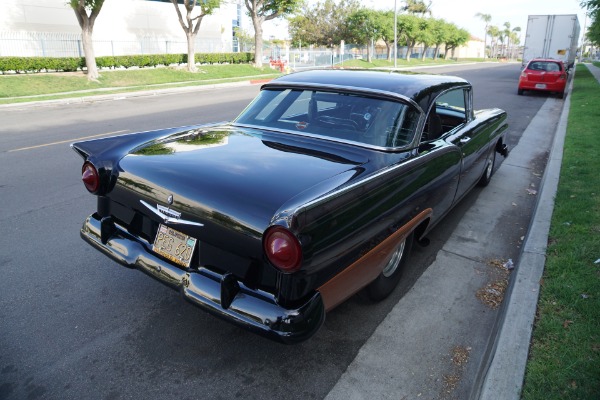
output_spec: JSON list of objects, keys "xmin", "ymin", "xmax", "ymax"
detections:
[
  {"xmin": 152, "ymin": 224, "xmax": 197, "ymax": 268},
  {"xmin": 535, "ymin": 83, "xmax": 546, "ymax": 89}
]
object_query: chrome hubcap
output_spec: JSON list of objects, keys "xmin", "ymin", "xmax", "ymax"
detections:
[
  {"xmin": 485, "ymin": 155, "xmax": 493, "ymax": 178},
  {"xmin": 382, "ymin": 239, "xmax": 406, "ymax": 278}
]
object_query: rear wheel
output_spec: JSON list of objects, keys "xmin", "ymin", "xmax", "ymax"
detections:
[
  {"xmin": 477, "ymin": 146, "xmax": 496, "ymax": 187},
  {"xmin": 558, "ymin": 91, "xmax": 565, "ymax": 99},
  {"xmin": 517, "ymin": 89, "xmax": 524, "ymax": 95},
  {"xmin": 367, "ymin": 232, "xmax": 414, "ymax": 301}
]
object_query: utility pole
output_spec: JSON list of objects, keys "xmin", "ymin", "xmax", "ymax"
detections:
[{"xmin": 394, "ymin": 0, "xmax": 397, "ymax": 68}]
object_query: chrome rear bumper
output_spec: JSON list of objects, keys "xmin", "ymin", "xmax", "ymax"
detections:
[{"xmin": 81, "ymin": 213, "xmax": 325, "ymax": 344}]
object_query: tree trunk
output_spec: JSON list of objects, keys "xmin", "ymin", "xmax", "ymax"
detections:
[
  {"xmin": 385, "ymin": 42, "xmax": 392, "ymax": 61},
  {"xmin": 252, "ymin": 15, "xmax": 265, "ymax": 68},
  {"xmin": 367, "ymin": 39, "xmax": 373, "ymax": 63},
  {"xmin": 405, "ymin": 42, "xmax": 413, "ymax": 61},
  {"xmin": 421, "ymin": 45, "xmax": 429, "ymax": 61},
  {"xmin": 81, "ymin": 27, "xmax": 99, "ymax": 81},
  {"xmin": 187, "ymin": 32, "xmax": 197, "ymax": 72}
]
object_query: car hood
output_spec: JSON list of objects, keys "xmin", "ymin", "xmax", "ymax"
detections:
[{"xmin": 113, "ymin": 126, "xmax": 369, "ymax": 236}]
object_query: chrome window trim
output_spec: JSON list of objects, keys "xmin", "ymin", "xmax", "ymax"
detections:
[
  {"xmin": 419, "ymin": 85, "xmax": 472, "ymax": 143},
  {"xmin": 231, "ymin": 122, "xmax": 409, "ymax": 152},
  {"xmin": 233, "ymin": 84, "xmax": 428, "ymax": 151},
  {"xmin": 262, "ymin": 82, "xmax": 424, "ymax": 113}
]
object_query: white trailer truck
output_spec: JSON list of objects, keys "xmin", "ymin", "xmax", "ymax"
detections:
[{"xmin": 522, "ymin": 15, "xmax": 580, "ymax": 68}]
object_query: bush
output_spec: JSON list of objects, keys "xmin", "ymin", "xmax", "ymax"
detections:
[
  {"xmin": 0, "ymin": 52, "xmax": 254, "ymax": 73},
  {"xmin": 0, "ymin": 56, "xmax": 83, "ymax": 73}
]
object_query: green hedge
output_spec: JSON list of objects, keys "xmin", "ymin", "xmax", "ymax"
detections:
[
  {"xmin": 0, "ymin": 52, "xmax": 254, "ymax": 73},
  {"xmin": 0, "ymin": 56, "xmax": 84, "ymax": 73}
]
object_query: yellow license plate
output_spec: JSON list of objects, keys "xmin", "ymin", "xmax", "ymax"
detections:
[{"xmin": 152, "ymin": 224, "xmax": 197, "ymax": 268}]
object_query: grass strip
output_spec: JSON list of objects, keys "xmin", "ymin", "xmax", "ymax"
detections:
[
  {"xmin": 0, "ymin": 58, "xmax": 493, "ymax": 103},
  {"xmin": 0, "ymin": 64, "xmax": 278, "ymax": 99},
  {"xmin": 521, "ymin": 64, "xmax": 600, "ymax": 399}
]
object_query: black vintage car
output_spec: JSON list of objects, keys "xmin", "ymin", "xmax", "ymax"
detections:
[{"xmin": 72, "ymin": 69, "xmax": 508, "ymax": 344}]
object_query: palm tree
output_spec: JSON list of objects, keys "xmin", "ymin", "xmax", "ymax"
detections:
[
  {"xmin": 510, "ymin": 26, "xmax": 521, "ymax": 59},
  {"xmin": 402, "ymin": 0, "xmax": 431, "ymax": 16},
  {"xmin": 503, "ymin": 22, "xmax": 511, "ymax": 58},
  {"xmin": 475, "ymin": 12, "xmax": 491, "ymax": 58},
  {"xmin": 487, "ymin": 25, "xmax": 500, "ymax": 58},
  {"xmin": 507, "ymin": 31, "xmax": 518, "ymax": 59}
]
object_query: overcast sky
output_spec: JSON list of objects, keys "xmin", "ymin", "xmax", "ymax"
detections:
[{"xmin": 262, "ymin": 0, "xmax": 589, "ymax": 44}]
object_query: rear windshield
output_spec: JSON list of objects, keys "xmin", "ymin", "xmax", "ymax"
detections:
[
  {"xmin": 234, "ymin": 88, "xmax": 420, "ymax": 149},
  {"xmin": 527, "ymin": 61, "xmax": 563, "ymax": 72}
]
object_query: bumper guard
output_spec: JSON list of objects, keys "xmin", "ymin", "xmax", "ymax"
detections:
[{"xmin": 81, "ymin": 214, "xmax": 325, "ymax": 344}]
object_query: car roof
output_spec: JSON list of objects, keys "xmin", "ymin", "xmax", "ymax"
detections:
[{"xmin": 263, "ymin": 69, "xmax": 470, "ymax": 113}]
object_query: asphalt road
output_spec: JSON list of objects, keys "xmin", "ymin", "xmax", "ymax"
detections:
[{"xmin": 0, "ymin": 63, "xmax": 556, "ymax": 400}]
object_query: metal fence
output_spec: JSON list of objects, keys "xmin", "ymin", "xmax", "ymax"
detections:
[
  {"xmin": 0, "ymin": 31, "xmax": 227, "ymax": 57},
  {"xmin": 282, "ymin": 46, "xmax": 438, "ymax": 71},
  {"xmin": 344, "ymin": 45, "xmax": 437, "ymax": 60},
  {"xmin": 1, "ymin": 31, "xmax": 442, "ymax": 65},
  {"xmin": 286, "ymin": 50, "xmax": 350, "ymax": 70}
]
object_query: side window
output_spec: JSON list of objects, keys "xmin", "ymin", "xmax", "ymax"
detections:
[
  {"xmin": 423, "ymin": 89, "xmax": 467, "ymax": 142},
  {"xmin": 435, "ymin": 89, "xmax": 466, "ymax": 114}
]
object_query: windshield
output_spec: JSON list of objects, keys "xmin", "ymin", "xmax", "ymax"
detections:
[{"xmin": 234, "ymin": 88, "xmax": 420, "ymax": 149}]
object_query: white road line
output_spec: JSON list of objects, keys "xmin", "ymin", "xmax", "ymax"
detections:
[{"xmin": 8, "ymin": 130, "xmax": 128, "ymax": 152}]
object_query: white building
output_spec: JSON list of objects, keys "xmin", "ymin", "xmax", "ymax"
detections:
[
  {"xmin": 0, "ymin": 0, "xmax": 244, "ymax": 57},
  {"xmin": 450, "ymin": 37, "xmax": 485, "ymax": 59}
]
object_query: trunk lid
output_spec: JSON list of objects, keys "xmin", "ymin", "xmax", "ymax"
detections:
[
  {"xmin": 526, "ymin": 70, "xmax": 563, "ymax": 83},
  {"xmin": 112, "ymin": 126, "xmax": 369, "ymax": 240}
]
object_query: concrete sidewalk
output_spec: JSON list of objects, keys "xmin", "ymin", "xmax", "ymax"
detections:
[{"xmin": 584, "ymin": 62, "xmax": 600, "ymax": 81}]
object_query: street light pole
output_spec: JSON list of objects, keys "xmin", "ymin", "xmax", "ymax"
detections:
[{"xmin": 394, "ymin": 0, "xmax": 397, "ymax": 69}]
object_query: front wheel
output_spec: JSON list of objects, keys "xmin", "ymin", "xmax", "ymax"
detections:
[{"xmin": 367, "ymin": 232, "xmax": 414, "ymax": 301}]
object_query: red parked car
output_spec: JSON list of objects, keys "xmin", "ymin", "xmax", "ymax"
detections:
[{"xmin": 518, "ymin": 58, "xmax": 568, "ymax": 98}]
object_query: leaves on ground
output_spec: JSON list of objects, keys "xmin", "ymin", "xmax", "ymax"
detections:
[
  {"xmin": 476, "ymin": 259, "xmax": 511, "ymax": 309},
  {"xmin": 441, "ymin": 345, "xmax": 471, "ymax": 398}
]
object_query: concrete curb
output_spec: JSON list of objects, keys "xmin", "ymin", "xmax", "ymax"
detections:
[
  {"xmin": 0, "ymin": 79, "xmax": 261, "ymax": 110},
  {"xmin": 477, "ymin": 68, "xmax": 575, "ymax": 400}
]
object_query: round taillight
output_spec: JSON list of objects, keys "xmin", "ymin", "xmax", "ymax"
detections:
[
  {"xmin": 81, "ymin": 162, "xmax": 100, "ymax": 193},
  {"xmin": 264, "ymin": 227, "xmax": 302, "ymax": 273}
]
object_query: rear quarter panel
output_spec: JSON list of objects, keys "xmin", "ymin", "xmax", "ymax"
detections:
[{"xmin": 276, "ymin": 146, "xmax": 462, "ymax": 304}]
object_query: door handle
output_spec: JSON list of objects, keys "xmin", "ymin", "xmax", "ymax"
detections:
[{"xmin": 459, "ymin": 137, "xmax": 471, "ymax": 144}]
